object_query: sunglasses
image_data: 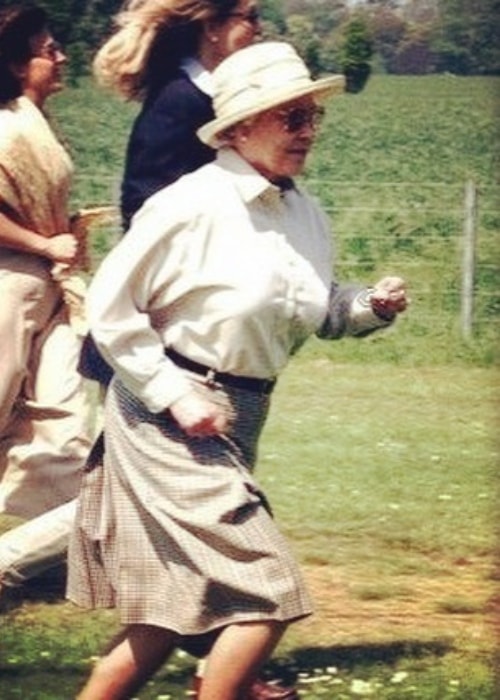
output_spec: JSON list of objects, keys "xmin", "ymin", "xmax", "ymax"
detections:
[
  {"xmin": 36, "ymin": 40, "xmax": 63, "ymax": 61},
  {"xmin": 273, "ymin": 105, "xmax": 326, "ymax": 133},
  {"xmin": 226, "ymin": 7, "xmax": 261, "ymax": 25}
]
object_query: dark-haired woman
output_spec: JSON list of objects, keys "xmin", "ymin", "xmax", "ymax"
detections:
[{"xmin": 0, "ymin": 3, "xmax": 90, "ymax": 570}]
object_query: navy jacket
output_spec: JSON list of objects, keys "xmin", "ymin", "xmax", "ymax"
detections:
[
  {"xmin": 79, "ymin": 71, "xmax": 215, "ymax": 384},
  {"xmin": 121, "ymin": 70, "xmax": 215, "ymax": 229}
]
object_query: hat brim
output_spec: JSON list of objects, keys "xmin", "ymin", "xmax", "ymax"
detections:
[{"xmin": 198, "ymin": 74, "xmax": 345, "ymax": 148}]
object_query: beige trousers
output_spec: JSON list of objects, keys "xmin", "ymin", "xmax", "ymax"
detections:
[{"xmin": 0, "ymin": 250, "xmax": 91, "ymax": 519}]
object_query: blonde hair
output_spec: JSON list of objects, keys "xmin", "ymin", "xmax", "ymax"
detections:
[{"xmin": 93, "ymin": 0, "xmax": 237, "ymax": 100}]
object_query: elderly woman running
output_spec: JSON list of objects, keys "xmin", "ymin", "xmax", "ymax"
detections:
[{"xmin": 68, "ymin": 42, "xmax": 408, "ymax": 700}]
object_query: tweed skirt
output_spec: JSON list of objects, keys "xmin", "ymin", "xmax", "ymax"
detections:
[{"xmin": 67, "ymin": 374, "xmax": 312, "ymax": 634}]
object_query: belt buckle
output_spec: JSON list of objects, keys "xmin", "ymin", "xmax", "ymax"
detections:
[{"xmin": 205, "ymin": 368, "xmax": 220, "ymax": 389}]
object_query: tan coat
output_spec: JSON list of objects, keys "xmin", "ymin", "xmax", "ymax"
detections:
[{"xmin": 0, "ymin": 97, "xmax": 90, "ymax": 518}]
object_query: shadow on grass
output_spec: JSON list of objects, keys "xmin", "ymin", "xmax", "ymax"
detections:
[
  {"xmin": 0, "ymin": 667, "xmax": 196, "ymax": 700},
  {"xmin": 0, "ymin": 640, "xmax": 454, "ymax": 700},
  {"xmin": 0, "ymin": 565, "xmax": 67, "ymax": 613},
  {"xmin": 263, "ymin": 638, "xmax": 453, "ymax": 684},
  {"xmin": 1, "ymin": 572, "xmax": 455, "ymax": 699}
]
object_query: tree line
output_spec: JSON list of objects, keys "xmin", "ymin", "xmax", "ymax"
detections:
[{"xmin": 3, "ymin": 0, "xmax": 498, "ymax": 83}]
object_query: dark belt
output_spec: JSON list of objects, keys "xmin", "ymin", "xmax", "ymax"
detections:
[{"xmin": 165, "ymin": 347, "xmax": 276, "ymax": 395}]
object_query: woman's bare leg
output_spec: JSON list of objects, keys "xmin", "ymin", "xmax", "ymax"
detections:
[
  {"xmin": 199, "ymin": 620, "xmax": 288, "ymax": 700},
  {"xmin": 76, "ymin": 624, "xmax": 178, "ymax": 700}
]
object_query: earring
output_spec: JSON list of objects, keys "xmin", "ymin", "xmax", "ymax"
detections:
[{"xmin": 210, "ymin": 35, "xmax": 219, "ymax": 43}]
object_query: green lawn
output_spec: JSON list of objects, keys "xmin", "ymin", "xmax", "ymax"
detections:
[{"xmin": 1, "ymin": 357, "xmax": 497, "ymax": 699}]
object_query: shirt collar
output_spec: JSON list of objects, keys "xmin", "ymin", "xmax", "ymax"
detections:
[
  {"xmin": 180, "ymin": 57, "xmax": 214, "ymax": 96},
  {"xmin": 216, "ymin": 148, "xmax": 296, "ymax": 204}
]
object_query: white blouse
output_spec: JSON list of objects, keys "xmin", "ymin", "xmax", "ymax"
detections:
[{"xmin": 88, "ymin": 149, "xmax": 334, "ymax": 412}]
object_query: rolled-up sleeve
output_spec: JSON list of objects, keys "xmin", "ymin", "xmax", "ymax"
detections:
[{"xmin": 318, "ymin": 282, "xmax": 393, "ymax": 339}]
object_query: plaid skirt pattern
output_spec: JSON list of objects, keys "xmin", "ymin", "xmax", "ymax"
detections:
[{"xmin": 67, "ymin": 374, "xmax": 312, "ymax": 634}]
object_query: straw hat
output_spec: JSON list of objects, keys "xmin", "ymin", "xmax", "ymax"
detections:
[{"xmin": 197, "ymin": 42, "xmax": 346, "ymax": 148}]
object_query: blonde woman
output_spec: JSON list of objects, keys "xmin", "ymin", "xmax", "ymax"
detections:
[{"xmin": 95, "ymin": 0, "xmax": 263, "ymax": 230}]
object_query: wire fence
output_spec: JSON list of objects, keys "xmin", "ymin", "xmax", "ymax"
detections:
[
  {"xmin": 305, "ymin": 178, "xmax": 499, "ymax": 337},
  {"xmin": 73, "ymin": 176, "xmax": 499, "ymax": 339}
]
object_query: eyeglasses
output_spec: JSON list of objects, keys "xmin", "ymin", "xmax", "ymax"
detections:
[
  {"xmin": 273, "ymin": 105, "xmax": 326, "ymax": 133},
  {"xmin": 226, "ymin": 8, "xmax": 261, "ymax": 25},
  {"xmin": 36, "ymin": 40, "xmax": 63, "ymax": 61}
]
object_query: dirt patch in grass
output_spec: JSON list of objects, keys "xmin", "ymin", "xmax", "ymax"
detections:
[
  {"xmin": 289, "ymin": 559, "xmax": 497, "ymax": 652},
  {"xmin": 1, "ymin": 558, "xmax": 496, "ymax": 699},
  {"xmin": 2, "ymin": 557, "xmax": 496, "ymax": 652}
]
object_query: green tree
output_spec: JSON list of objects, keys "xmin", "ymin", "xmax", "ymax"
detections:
[
  {"xmin": 431, "ymin": 0, "xmax": 500, "ymax": 74},
  {"xmin": 391, "ymin": 26, "xmax": 434, "ymax": 74},
  {"xmin": 285, "ymin": 14, "xmax": 322, "ymax": 76},
  {"xmin": 338, "ymin": 14, "xmax": 373, "ymax": 91},
  {"xmin": 261, "ymin": 0, "xmax": 287, "ymax": 35},
  {"xmin": 367, "ymin": 5, "xmax": 407, "ymax": 72},
  {"xmin": 29, "ymin": 0, "xmax": 122, "ymax": 78}
]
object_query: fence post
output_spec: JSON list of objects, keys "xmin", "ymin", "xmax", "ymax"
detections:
[{"xmin": 461, "ymin": 180, "xmax": 477, "ymax": 339}]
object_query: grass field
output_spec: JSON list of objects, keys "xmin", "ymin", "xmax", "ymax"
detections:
[
  {"xmin": 0, "ymin": 75, "xmax": 498, "ymax": 698},
  {"xmin": 1, "ymin": 359, "xmax": 497, "ymax": 698},
  {"xmin": 54, "ymin": 73, "xmax": 500, "ymax": 367}
]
